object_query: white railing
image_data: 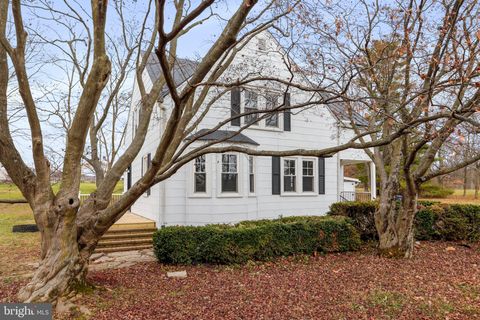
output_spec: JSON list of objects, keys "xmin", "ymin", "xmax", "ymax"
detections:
[{"xmin": 79, "ymin": 193, "xmax": 123, "ymax": 206}]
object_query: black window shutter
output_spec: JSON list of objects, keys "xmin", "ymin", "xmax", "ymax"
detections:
[
  {"xmin": 231, "ymin": 87, "xmax": 241, "ymax": 126},
  {"xmin": 272, "ymin": 156, "xmax": 281, "ymax": 195},
  {"xmin": 318, "ymin": 157, "xmax": 325, "ymax": 194},
  {"xmin": 146, "ymin": 153, "xmax": 151, "ymax": 196},
  {"xmin": 283, "ymin": 92, "xmax": 291, "ymax": 131}
]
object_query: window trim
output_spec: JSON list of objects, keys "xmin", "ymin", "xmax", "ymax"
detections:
[
  {"xmin": 265, "ymin": 92, "xmax": 280, "ymax": 128},
  {"xmin": 193, "ymin": 155, "xmax": 207, "ymax": 194},
  {"xmin": 258, "ymin": 38, "xmax": 267, "ymax": 51},
  {"xmin": 282, "ymin": 158, "xmax": 297, "ymax": 193},
  {"xmin": 238, "ymin": 89, "xmax": 284, "ymax": 132},
  {"xmin": 248, "ymin": 155, "xmax": 256, "ymax": 196},
  {"xmin": 244, "ymin": 90, "xmax": 259, "ymax": 126},
  {"xmin": 302, "ymin": 158, "xmax": 316, "ymax": 194},
  {"xmin": 221, "ymin": 153, "xmax": 239, "ymax": 193},
  {"xmin": 217, "ymin": 153, "xmax": 243, "ymax": 198},
  {"xmin": 280, "ymin": 157, "xmax": 318, "ymax": 196},
  {"xmin": 189, "ymin": 155, "xmax": 212, "ymax": 198}
]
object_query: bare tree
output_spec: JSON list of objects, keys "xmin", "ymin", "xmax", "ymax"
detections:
[
  {"xmin": 296, "ymin": 0, "xmax": 480, "ymax": 257},
  {"xmin": 0, "ymin": 0, "xmax": 468, "ymax": 306}
]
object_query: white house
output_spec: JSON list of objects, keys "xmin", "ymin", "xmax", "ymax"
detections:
[
  {"xmin": 0, "ymin": 165, "xmax": 9, "ymax": 182},
  {"xmin": 343, "ymin": 177, "xmax": 361, "ymax": 193},
  {"xmin": 123, "ymin": 31, "xmax": 376, "ymax": 227}
]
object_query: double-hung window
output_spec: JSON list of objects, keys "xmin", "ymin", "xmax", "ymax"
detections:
[
  {"xmin": 221, "ymin": 154, "xmax": 238, "ymax": 192},
  {"xmin": 249, "ymin": 156, "xmax": 255, "ymax": 193},
  {"xmin": 265, "ymin": 93, "xmax": 279, "ymax": 127},
  {"xmin": 194, "ymin": 155, "xmax": 207, "ymax": 193},
  {"xmin": 283, "ymin": 159, "xmax": 296, "ymax": 192},
  {"xmin": 245, "ymin": 91, "xmax": 258, "ymax": 125},
  {"xmin": 302, "ymin": 160, "xmax": 314, "ymax": 192}
]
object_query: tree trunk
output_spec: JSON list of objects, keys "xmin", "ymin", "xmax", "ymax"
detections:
[
  {"xmin": 17, "ymin": 204, "xmax": 94, "ymax": 304},
  {"xmin": 475, "ymin": 164, "xmax": 479, "ymax": 199},
  {"xmin": 463, "ymin": 166, "xmax": 468, "ymax": 197},
  {"xmin": 375, "ymin": 185, "xmax": 417, "ymax": 258}
]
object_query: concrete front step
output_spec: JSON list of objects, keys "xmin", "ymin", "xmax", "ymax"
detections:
[
  {"xmin": 94, "ymin": 244, "xmax": 153, "ymax": 254},
  {"xmin": 108, "ymin": 222, "xmax": 156, "ymax": 231},
  {"xmin": 97, "ymin": 238, "xmax": 153, "ymax": 248}
]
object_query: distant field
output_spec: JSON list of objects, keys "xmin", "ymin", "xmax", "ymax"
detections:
[
  {"xmin": 421, "ymin": 188, "xmax": 480, "ymax": 205},
  {"xmin": 0, "ymin": 181, "xmax": 124, "ymax": 201}
]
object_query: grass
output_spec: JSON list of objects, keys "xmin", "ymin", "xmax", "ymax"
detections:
[
  {"xmin": 420, "ymin": 188, "xmax": 480, "ymax": 205},
  {"xmin": 0, "ymin": 181, "xmax": 124, "ymax": 201},
  {"xmin": 366, "ymin": 290, "xmax": 406, "ymax": 318},
  {"xmin": 0, "ymin": 202, "xmax": 479, "ymax": 319},
  {"xmin": 0, "ymin": 203, "xmax": 39, "ymax": 279}
]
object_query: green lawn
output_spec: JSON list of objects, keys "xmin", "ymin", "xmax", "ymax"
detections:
[
  {"xmin": 452, "ymin": 188, "xmax": 478, "ymax": 196},
  {"xmin": 0, "ymin": 181, "xmax": 124, "ymax": 201},
  {"xmin": 0, "ymin": 203, "xmax": 39, "ymax": 278},
  {"xmin": 420, "ymin": 188, "xmax": 480, "ymax": 205}
]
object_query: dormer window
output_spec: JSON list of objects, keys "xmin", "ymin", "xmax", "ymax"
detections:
[{"xmin": 258, "ymin": 38, "xmax": 267, "ymax": 51}]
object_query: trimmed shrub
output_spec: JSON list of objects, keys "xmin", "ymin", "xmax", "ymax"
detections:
[
  {"xmin": 419, "ymin": 184, "xmax": 454, "ymax": 198},
  {"xmin": 414, "ymin": 205, "xmax": 444, "ymax": 240},
  {"xmin": 329, "ymin": 201, "xmax": 480, "ymax": 242},
  {"xmin": 153, "ymin": 216, "xmax": 361, "ymax": 265},
  {"xmin": 329, "ymin": 201, "xmax": 377, "ymax": 240},
  {"xmin": 440, "ymin": 205, "xmax": 480, "ymax": 241},
  {"xmin": 417, "ymin": 200, "xmax": 441, "ymax": 207}
]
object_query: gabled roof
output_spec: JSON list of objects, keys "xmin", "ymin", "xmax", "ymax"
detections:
[
  {"xmin": 145, "ymin": 53, "xmax": 199, "ymax": 97},
  {"xmin": 186, "ymin": 129, "xmax": 259, "ymax": 146},
  {"xmin": 327, "ymin": 104, "xmax": 369, "ymax": 127},
  {"xmin": 143, "ymin": 40, "xmax": 368, "ymax": 127}
]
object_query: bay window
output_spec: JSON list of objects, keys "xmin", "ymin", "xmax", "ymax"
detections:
[
  {"xmin": 221, "ymin": 154, "xmax": 238, "ymax": 192},
  {"xmin": 302, "ymin": 160, "xmax": 314, "ymax": 192},
  {"xmin": 194, "ymin": 155, "xmax": 206, "ymax": 193},
  {"xmin": 249, "ymin": 156, "xmax": 255, "ymax": 193},
  {"xmin": 283, "ymin": 159, "xmax": 296, "ymax": 192}
]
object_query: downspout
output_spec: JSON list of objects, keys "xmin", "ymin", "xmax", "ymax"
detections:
[{"xmin": 336, "ymin": 121, "xmax": 342, "ymax": 202}]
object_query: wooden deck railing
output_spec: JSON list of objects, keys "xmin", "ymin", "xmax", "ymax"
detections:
[
  {"xmin": 339, "ymin": 191, "xmax": 371, "ymax": 202},
  {"xmin": 79, "ymin": 193, "xmax": 123, "ymax": 206}
]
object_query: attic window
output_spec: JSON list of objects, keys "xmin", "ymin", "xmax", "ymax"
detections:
[{"xmin": 258, "ymin": 38, "xmax": 266, "ymax": 51}]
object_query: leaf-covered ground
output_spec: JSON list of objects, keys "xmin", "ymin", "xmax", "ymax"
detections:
[
  {"xmin": 3, "ymin": 242, "xmax": 476, "ymax": 319},
  {"xmin": 1, "ymin": 203, "xmax": 479, "ymax": 319},
  {"xmin": 82, "ymin": 242, "xmax": 479, "ymax": 319}
]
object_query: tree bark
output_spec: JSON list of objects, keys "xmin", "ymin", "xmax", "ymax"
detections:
[
  {"xmin": 475, "ymin": 163, "xmax": 479, "ymax": 199},
  {"xmin": 17, "ymin": 204, "xmax": 94, "ymax": 304},
  {"xmin": 375, "ymin": 184, "xmax": 416, "ymax": 258}
]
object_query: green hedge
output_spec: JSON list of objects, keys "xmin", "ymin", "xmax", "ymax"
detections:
[
  {"xmin": 329, "ymin": 201, "xmax": 480, "ymax": 242},
  {"xmin": 419, "ymin": 184, "xmax": 454, "ymax": 198},
  {"xmin": 329, "ymin": 201, "xmax": 378, "ymax": 240},
  {"xmin": 153, "ymin": 216, "xmax": 361, "ymax": 265},
  {"xmin": 422, "ymin": 204, "xmax": 480, "ymax": 241}
]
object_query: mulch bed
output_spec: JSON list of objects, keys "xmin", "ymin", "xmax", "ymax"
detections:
[{"xmin": 2, "ymin": 242, "xmax": 479, "ymax": 319}]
